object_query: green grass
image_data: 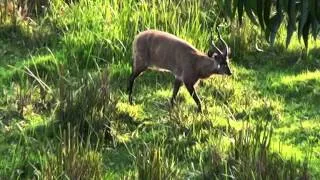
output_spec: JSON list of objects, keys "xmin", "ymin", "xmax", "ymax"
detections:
[{"xmin": 0, "ymin": 0, "xmax": 320, "ymax": 179}]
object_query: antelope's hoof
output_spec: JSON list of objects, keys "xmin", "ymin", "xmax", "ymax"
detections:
[
  {"xmin": 170, "ymin": 100, "xmax": 176, "ymax": 107},
  {"xmin": 129, "ymin": 97, "xmax": 134, "ymax": 105}
]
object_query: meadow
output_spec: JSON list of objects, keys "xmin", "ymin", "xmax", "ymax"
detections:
[{"xmin": 0, "ymin": 0, "xmax": 319, "ymax": 179}]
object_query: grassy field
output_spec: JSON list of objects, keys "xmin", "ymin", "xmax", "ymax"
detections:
[{"xmin": 0, "ymin": 0, "xmax": 320, "ymax": 179}]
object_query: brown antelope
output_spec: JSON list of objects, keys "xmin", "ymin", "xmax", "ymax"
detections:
[{"xmin": 127, "ymin": 28, "xmax": 232, "ymax": 112}]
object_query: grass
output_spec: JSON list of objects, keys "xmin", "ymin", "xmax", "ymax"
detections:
[{"xmin": 0, "ymin": 0, "xmax": 320, "ymax": 179}]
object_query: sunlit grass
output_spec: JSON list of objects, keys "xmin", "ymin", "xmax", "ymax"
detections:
[
  {"xmin": 280, "ymin": 70, "xmax": 320, "ymax": 85},
  {"xmin": 116, "ymin": 102, "xmax": 144, "ymax": 119}
]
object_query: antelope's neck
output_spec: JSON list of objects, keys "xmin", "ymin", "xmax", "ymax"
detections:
[{"xmin": 197, "ymin": 56, "xmax": 217, "ymax": 79}]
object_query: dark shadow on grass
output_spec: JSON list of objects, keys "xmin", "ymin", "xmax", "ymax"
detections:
[
  {"xmin": 272, "ymin": 79, "xmax": 320, "ymax": 106},
  {"xmin": 0, "ymin": 23, "xmax": 64, "ymax": 88},
  {"xmin": 110, "ymin": 66, "xmax": 174, "ymax": 90},
  {"xmin": 231, "ymin": 45, "xmax": 320, "ymax": 120},
  {"xmin": 236, "ymin": 39, "xmax": 310, "ymax": 65},
  {"xmin": 110, "ymin": 68, "xmax": 175, "ymax": 113},
  {"xmin": 269, "ymin": 78, "xmax": 320, "ymax": 124},
  {"xmin": 279, "ymin": 126, "xmax": 320, "ymax": 146},
  {"xmin": 0, "ymin": 24, "xmax": 60, "ymax": 50},
  {"xmin": 234, "ymin": 45, "xmax": 320, "ymax": 73}
]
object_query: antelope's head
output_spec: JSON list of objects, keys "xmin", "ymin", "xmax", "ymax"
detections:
[{"xmin": 207, "ymin": 27, "xmax": 232, "ymax": 76}]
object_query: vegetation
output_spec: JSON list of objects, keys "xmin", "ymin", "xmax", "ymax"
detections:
[
  {"xmin": 227, "ymin": 0, "xmax": 320, "ymax": 48},
  {"xmin": 0, "ymin": 0, "xmax": 319, "ymax": 179}
]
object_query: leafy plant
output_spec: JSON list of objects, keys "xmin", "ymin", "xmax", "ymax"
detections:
[{"xmin": 224, "ymin": 0, "xmax": 320, "ymax": 48}]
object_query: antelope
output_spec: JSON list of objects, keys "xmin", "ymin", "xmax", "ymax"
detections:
[{"xmin": 127, "ymin": 27, "xmax": 232, "ymax": 112}]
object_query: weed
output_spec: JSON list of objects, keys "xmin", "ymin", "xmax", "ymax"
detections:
[
  {"xmin": 136, "ymin": 146, "xmax": 181, "ymax": 180},
  {"xmin": 37, "ymin": 124, "xmax": 104, "ymax": 179}
]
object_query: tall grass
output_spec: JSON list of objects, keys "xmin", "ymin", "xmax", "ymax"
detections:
[
  {"xmin": 135, "ymin": 146, "xmax": 181, "ymax": 179},
  {"xmin": 38, "ymin": 124, "xmax": 104, "ymax": 179},
  {"xmin": 47, "ymin": 0, "xmax": 223, "ymax": 69}
]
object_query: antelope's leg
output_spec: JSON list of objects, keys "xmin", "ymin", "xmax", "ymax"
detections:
[
  {"xmin": 170, "ymin": 78, "xmax": 183, "ymax": 106},
  {"xmin": 127, "ymin": 69, "xmax": 145, "ymax": 104},
  {"xmin": 185, "ymin": 83, "xmax": 202, "ymax": 112}
]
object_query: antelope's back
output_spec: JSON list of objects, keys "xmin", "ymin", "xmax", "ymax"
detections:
[{"xmin": 132, "ymin": 30, "xmax": 199, "ymax": 72}]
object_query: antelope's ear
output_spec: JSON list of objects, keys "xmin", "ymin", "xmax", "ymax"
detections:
[
  {"xmin": 212, "ymin": 53, "xmax": 219, "ymax": 59},
  {"xmin": 207, "ymin": 49, "xmax": 214, "ymax": 57}
]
